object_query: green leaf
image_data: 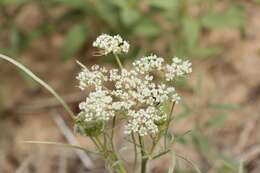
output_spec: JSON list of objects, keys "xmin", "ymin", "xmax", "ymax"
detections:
[
  {"xmin": 218, "ymin": 158, "xmax": 240, "ymax": 172},
  {"xmin": 0, "ymin": 0, "xmax": 29, "ymax": 5},
  {"xmin": 201, "ymin": 6, "xmax": 245, "ymax": 28},
  {"xmin": 148, "ymin": 0, "xmax": 178, "ymax": 10},
  {"xmin": 10, "ymin": 26, "xmax": 20, "ymax": 54},
  {"xmin": 54, "ymin": 0, "xmax": 89, "ymax": 8},
  {"xmin": 134, "ymin": 20, "xmax": 161, "ymax": 38},
  {"xmin": 205, "ymin": 113, "xmax": 228, "ymax": 128},
  {"xmin": 192, "ymin": 47, "xmax": 222, "ymax": 58},
  {"xmin": 94, "ymin": 1, "xmax": 119, "ymax": 28},
  {"xmin": 120, "ymin": 7, "xmax": 140, "ymax": 26},
  {"xmin": 253, "ymin": 0, "xmax": 260, "ymax": 4},
  {"xmin": 192, "ymin": 132, "xmax": 210, "ymax": 156},
  {"xmin": 61, "ymin": 24, "xmax": 87, "ymax": 61},
  {"xmin": 183, "ymin": 16, "xmax": 200, "ymax": 49}
]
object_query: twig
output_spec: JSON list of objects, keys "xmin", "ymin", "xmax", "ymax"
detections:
[
  {"xmin": 58, "ymin": 152, "xmax": 68, "ymax": 173},
  {"xmin": 238, "ymin": 145, "xmax": 260, "ymax": 164},
  {"xmin": 234, "ymin": 116, "xmax": 258, "ymax": 154},
  {"xmin": 15, "ymin": 155, "xmax": 35, "ymax": 173},
  {"xmin": 50, "ymin": 110, "xmax": 94, "ymax": 169}
]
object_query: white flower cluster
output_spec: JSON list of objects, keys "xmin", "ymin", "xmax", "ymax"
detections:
[
  {"xmin": 133, "ymin": 54, "xmax": 164, "ymax": 74},
  {"xmin": 125, "ymin": 107, "xmax": 166, "ymax": 136},
  {"xmin": 77, "ymin": 55, "xmax": 191, "ymax": 136},
  {"xmin": 93, "ymin": 34, "xmax": 129, "ymax": 55},
  {"xmin": 79, "ymin": 90, "xmax": 114, "ymax": 121},
  {"xmin": 77, "ymin": 34, "xmax": 192, "ymax": 136},
  {"xmin": 165, "ymin": 57, "xmax": 192, "ymax": 81},
  {"xmin": 76, "ymin": 65, "xmax": 107, "ymax": 90}
]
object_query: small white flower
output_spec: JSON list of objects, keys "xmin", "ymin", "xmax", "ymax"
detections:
[
  {"xmin": 165, "ymin": 57, "xmax": 192, "ymax": 81},
  {"xmin": 78, "ymin": 89, "xmax": 115, "ymax": 121},
  {"xmin": 76, "ymin": 65, "xmax": 108, "ymax": 90},
  {"xmin": 133, "ymin": 54, "xmax": 164, "ymax": 74},
  {"xmin": 93, "ymin": 34, "xmax": 129, "ymax": 55},
  {"xmin": 125, "ymin": 107, "xmax": 166, "ymax": 136}
]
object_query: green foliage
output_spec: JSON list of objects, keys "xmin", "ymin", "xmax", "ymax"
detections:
[
  {"xmin": 0, "ymin": 0, "xmax": 245, "ymax": 61},
  {"xmin": 74, "ymin": 112, "xmax": 104, "ymax": 137},
  {"xmin": 201, "ymin": 6, "xmax": 245, "ymax": 29},
  {"xmin": 61, "ymin": 24, "xmax": 88, "ymax": 61}
]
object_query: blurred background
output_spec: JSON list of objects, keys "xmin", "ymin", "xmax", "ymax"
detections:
[{"xmin": 1, "ymin": 0, "xmax": 260, "ymax": 173}]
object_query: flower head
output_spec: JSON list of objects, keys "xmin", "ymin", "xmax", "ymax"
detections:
[
  {"xmin": 76, "ymin": 52, "xmax": 192, "ymax": 136},
  {"xmin": 79, "ymin": 89, "xmax": 114, "ymax": 121},
  {"xmin": 165, "ymin": 57, "xmax": 192, "ymax": 81},
  {"xmin": 133, "ymin": 54, "xmax": 164, "ymax": 74},
  {"xmin": 93, "ymin": 34, "xmax": 129, "ymax": 55}
]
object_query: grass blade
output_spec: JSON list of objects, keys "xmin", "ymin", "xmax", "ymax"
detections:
[
  {"xmin": 176, "ymin": 154, "xmax": 202, "ymax": 173},
  {"xmin": 0, "ymin": 54, "xmax": 75, "ymax": 119},
  {"xmin": 168, "ymin": 151, "xmax": 177, "ymax": 173}
]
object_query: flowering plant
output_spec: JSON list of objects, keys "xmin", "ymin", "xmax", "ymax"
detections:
[
  {"xmin": 74, "ymin": 34, "xmax": 192, "ymax": 173},
  {"xmin": 0, "ymin": 33, "xmax": 193, "ymax": 173}
]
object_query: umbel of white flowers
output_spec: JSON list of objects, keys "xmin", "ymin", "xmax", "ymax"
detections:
[
  {"xmin": 92, "ymin": 34, "xmax": 130, "ymax": 55},
  {"xmin": 76, "ymin": 34, "xmax": 192, "ymax": 136}
]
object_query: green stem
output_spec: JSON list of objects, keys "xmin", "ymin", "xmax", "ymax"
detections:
[
  {"xmin": 131, "ymin": 132, "xmax": 138, "ymax": 171},
  {"xmin": 149, "ymin": 131, "xmax": 163, "ymax": 155},
  {"xmin": 164, "ymin": 101, "xmax": 176, "ymax": 150},
  {"xmin": 112, "ymin": 54, "xmax": 126, "ymax": 173},
  {"xmin": 139, "ymin": 135, "xmax": 148, "ymax": 173},
  {"xmin": 111, "ymin": 116, "xmax": 116, "ymax": 151},
  {"xmin": 114, "ymin": 54, "xmax": 123, "ymax": 70}
]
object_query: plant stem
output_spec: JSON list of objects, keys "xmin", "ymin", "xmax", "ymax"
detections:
[
  {"xmin": 139, "ymin": 135, "xmax": 148, "ymax": 173},
  {"xmin": 114, "ymin": 54, "xmax": 123, "ymax": 70},
  {"xmin": 111, "ymin": 116, "xmax": 116, "ymax": 151},
  {"xmin": 131, "ymin": 133, "xmax": 138, "ymax": 171},
  {"xmin": 112, "ymin": 53, "xmax": 126, "ymax": 173},
  {"xmin": 164, "ymin": 101, "xmax": 176, "ymax": 150}
]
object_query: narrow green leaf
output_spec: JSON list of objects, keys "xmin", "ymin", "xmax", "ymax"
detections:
[
  {"xmin": 201, "ymin": 6, "xmax": 245, "ymax": 28},
  {"xmin": 192, "ymin": 47, "xmax": 222, "ymax": 58},
  {"xmin": 152, "ymin": 149, "xmax": 171, "ymax": 160},
  {"xmin": 205, "ymin": 113, "xmax": 228, "ymax": 128},
  {"xmin": 120, "ymin": 7, "xmax": 140, "ymax": 26},
  {"xmin": 168, "ymin": 151, "xmax": 176, "ymax": 173},
  {"xmin": 239, "ymin": 160, "xmax": 244, "ymax": 173},
  {"xmin": 148, "ymin": 0, "xmax": 178, "ymax": 10},
  {"xmin": 176, "ymin": 154, "xmax": 202, "ymax": 173},
  {"xmin": 61, "ymin": 24, "xmax": 87, "ymax": 61},
  {"xmin": 10, "ymin": 26, "xmax": 20, "ymax": 54},
  {"xmin": 183, "ymin": 16, "xmax": 200, "ymax": 49},
  {"xmin": 134, "ymin": 20, "xmax": 161, "ymax": 38}
]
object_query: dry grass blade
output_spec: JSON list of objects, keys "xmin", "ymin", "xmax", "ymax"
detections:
[
  {"xmin": 50, "ymin": 110, "xmax": 95, "ymax": 169},
  {"xmin": 15, "ymin": 155, "xmax": 35, "ymax": 173}
]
